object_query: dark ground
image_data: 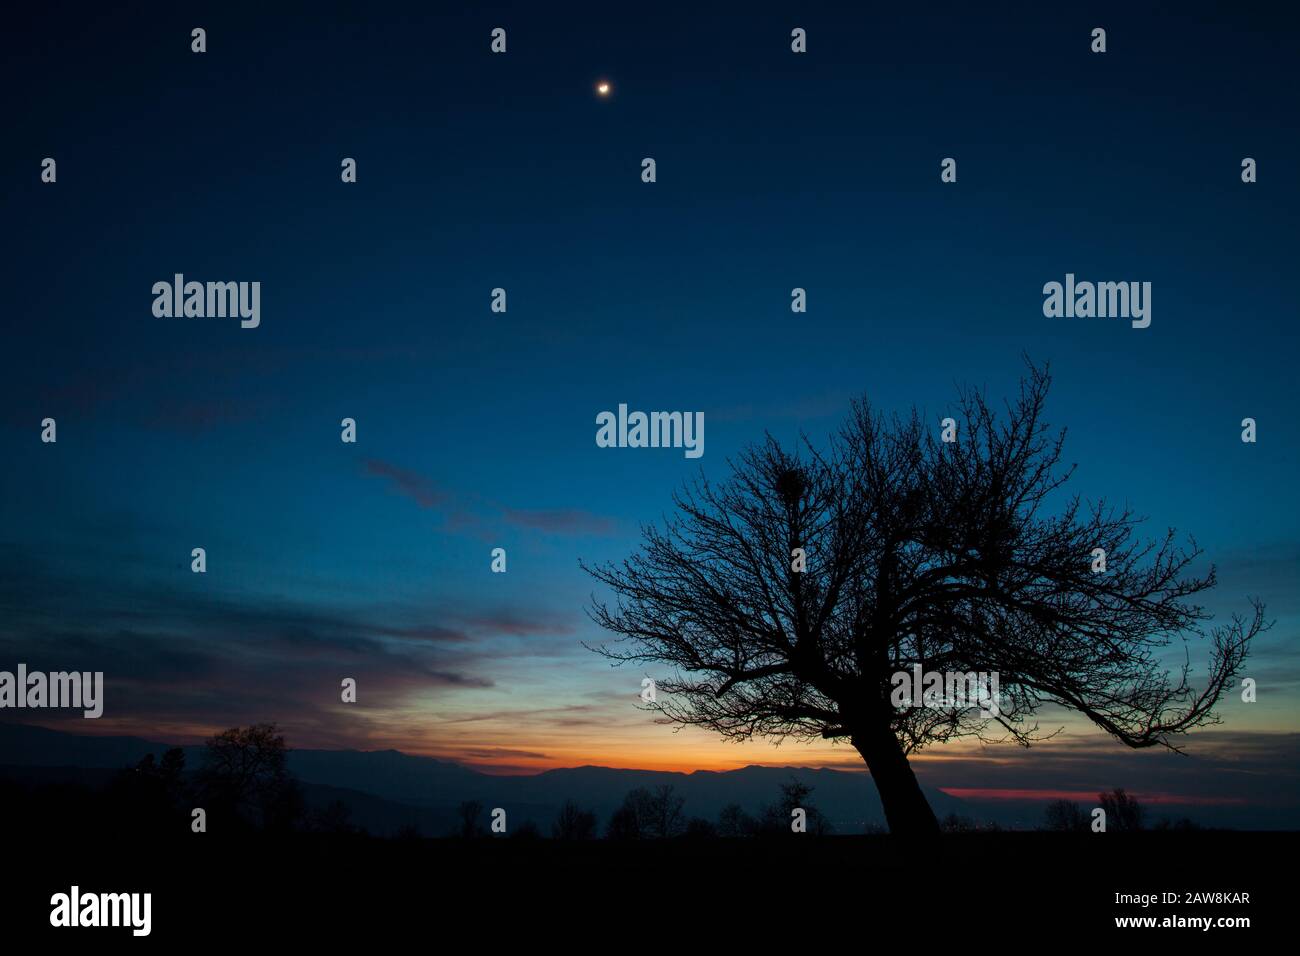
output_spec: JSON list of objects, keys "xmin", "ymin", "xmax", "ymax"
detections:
[{"xmin": 5, "ymin": 827, "xmax": 1286, "ymax": 943}]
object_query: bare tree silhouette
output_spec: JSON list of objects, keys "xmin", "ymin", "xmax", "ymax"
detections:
[
  {"xmin": 758, "ymin": 776, "xmax": 832, "ymax": 836},
  {"xmin": 640, "ymin": 784, "xmax": 687, "ymax": 839},
  {"xmin": 110, "ymin": 748, "xmax": 189, "ymax": 831},
  {"xmin": 584, "ymin": 364, "xmax": 1264, "ymax": 834},
  {"xmin": 455, "ymin": 800, "xmax": 486, "ymax": 839},
  {"xmin": 198, "ymin": 723, "xmax": 302, "ymax": 830},
  {"xmin": 1043, "ymin": 799, "xmax": 1089, "ymax": 832},
  {"xmin": 1099, "ymin": 787, "xmax": 1145, "ymax": 831},
  {"xmin": 552, "ymin": 799, "xmax": 599, "ymax": 840},
  {"xmin": 605, "ymin": 785, "xmax": 686, "ymax": 839},
  {"xmin": 716, "ymin": 802, "xmax": 756, "ymax": 838}
]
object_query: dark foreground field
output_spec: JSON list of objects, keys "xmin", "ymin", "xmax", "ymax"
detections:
[{"xmin": 6, "ymin": 827, "xmax": 1286, "ymax": 943}]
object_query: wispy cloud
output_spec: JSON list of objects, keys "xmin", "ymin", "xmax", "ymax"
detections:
[
  {"xmin": 364, "ymin": 459, "xmax": 449, "ymax": 510},
  {"xmin": 362, "ymin": 458, "xmax": 616, "ymax": 538},
  {"xmin": 501, "ymin": 508, "xmax": 616, "ymax": 536}
]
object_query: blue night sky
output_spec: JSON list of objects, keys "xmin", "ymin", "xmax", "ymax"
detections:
[{"xmin": 2, "ymin": 3, "xmax": 1297, "ymax": 818}]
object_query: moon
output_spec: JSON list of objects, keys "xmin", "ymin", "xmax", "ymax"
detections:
[{"xmin": 595, "ymin": 80, "xmax": 611, "ymax": 97}]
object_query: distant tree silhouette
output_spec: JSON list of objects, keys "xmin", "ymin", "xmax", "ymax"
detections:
[
  {"xmin": 605, "ymin": 800, "xmax": 641, "ymax": 840},
  {"xmin": 510, "ymin": 820, "xmax": 542, "ymax": 840},
  {"xmin": 394, "ymin": 823, "xmax": 423, "ymax": 841},
  {"xmin": 716, "ymin": 802, "xmax": 757, "ymax": 838},
  {"xmin": 584, "ymin": 363, "xmax": 1264, "ymax": 834},
  {"xmin": 154, "ymin": 747, "xmax": 187, "ymax": 789},
  {"xmin": 109, "ymin": 748, "xmax": 189, "ymax": 832},
  {"xmin": 1153, "ymin": 816, "xmax": 1201, "ymax": 831},
  {"xmin": 455, "ymin": 800, "xmax": 486, "ymax": 838},
  {"xmin": 939, "ymin": 812, "xmax": 999, "ymax": 833},
  {"xmin": 198, "ymin": 724, "xmax": 301, "ymax": 830},
  {"xmin": 758, "ymin": 777, "xmax": 832, "ymax": 836},
  {"xmin": 120, "ymin": 749, "xmax": 187, "ymax": 803},
  {"xmin": 1043, "ymin": 799, "xmax": 1089, "ymax": 832},
  {"xmin": 552, "ymin": 799, "xmax": 598, "ymax": 840},
  {"xmin": 684, "ymin": 817, "xmax": 718, "ymax": 838},
  {"xmin": 1099, "ymin": 788, "xmax": 1145, "ymax": 831},
  {"xmin": 640, "ymin": 784, "xmax": 687, "ymax": 838},
  {"xmin": 605, "ymin": 785, "xmax": 686, "ymax": 839}
]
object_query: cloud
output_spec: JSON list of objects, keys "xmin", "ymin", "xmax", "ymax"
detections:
[
  {"xmin": 1210, "ymin": 541, "xmax": 1300, "ymax": 616},
  {"xmin": 362, "ymin": 458, "xmax": 616, "ymax": 538},
  {"xmin": 460, "ymin": 748, "xmax": 552, "ymax": 760},
  {"xmin": 363, "ymin": 459, "xmax": 449, "ymax": 509},
  {"xmin": 372, "ymin": 609, "xmax": 576, "ymax": 645},
  {"xmin": 0, "ymin": 547, "xmax": 534, "ymax": 746},
  {"xmin": 501, "ymin": 508, "xmax": 616, "ymax": 536},
  {"xmin": 439, "ymin": 704, "xmax": 601, "ymax": 725}
]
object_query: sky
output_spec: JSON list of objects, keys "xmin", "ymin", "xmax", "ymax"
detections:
[{"xmin": 2, "ymin": 3, "xmax": 1297, "ymax": 814}]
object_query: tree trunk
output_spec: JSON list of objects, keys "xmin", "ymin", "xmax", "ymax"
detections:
[{"xmin": 852, "ymin": 727, "xmax": 940, "ymax": 835}]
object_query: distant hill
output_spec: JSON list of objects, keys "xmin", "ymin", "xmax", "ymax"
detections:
[
  {"xmin": 0, "ymin": 722, "xmax": 168, "ymax": 768},
  {"xmin": 0, "ymin": 721, "xmax": 976, "ymax": 834}
]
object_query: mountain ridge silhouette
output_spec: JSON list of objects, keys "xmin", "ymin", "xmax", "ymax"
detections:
[{"xmin": 0, "ymin": 721, "xmax": 973, "ymax": 832}]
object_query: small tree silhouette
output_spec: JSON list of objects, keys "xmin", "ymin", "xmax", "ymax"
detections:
[
  {"xmin": 584, "ymin": 364, "xmax": 1264, "ymax": 834},
  {"xmin": 552, "ymin": 799, "xmax": 598, "ymax": 840},
  {"xmin": 1043, "ymin": 799, "xmax": 1089, "ymax": 832},
  {"xmin": 510, "ymin": 820, "xmax": 542, "ymax": 840},
  {"xmin": 717, "ymin": 802, "xmax": 757, "ymax": 838},
  {"xmin": 198, "ymin": 723, "xmax": 300, "ymax": 830},
  {"xmin": 684, "ymin": 817, "xmax": 718, "ymax": 838},
  {"xmin": 641, "ymin": 784, "xmax": 686, "ymax": 838},
  {"xmin": 1099, "ymin": 788, "xmax": 1145, "ymax": 831},
  {"xmin": 455, "ymin": 800, "xmax": 486, "ymax": 838},
  {"xmin": 605, "ymin": 785, "xmax": 686, "ymax": 839},
  {"xmin": 758, "ymin": 777, "xmax": 832, "ymax": 835},
  {"xmin": 606, "ymin": 800, "xmax": 641, "ymax": 840},
  {"xmin": 109, "ymin": 747, "xmax": 189, "ymax": 832}
]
